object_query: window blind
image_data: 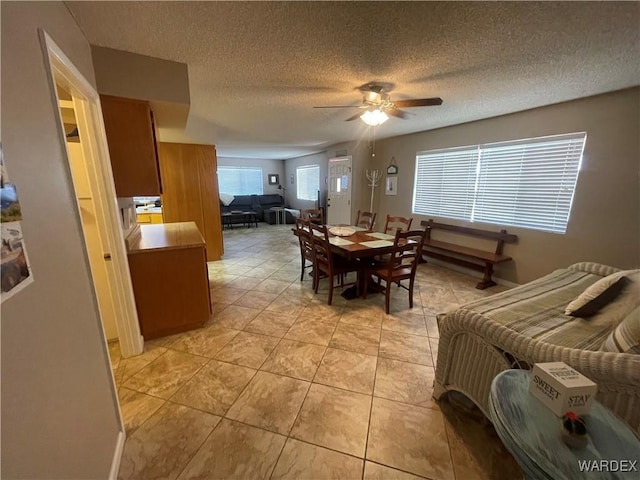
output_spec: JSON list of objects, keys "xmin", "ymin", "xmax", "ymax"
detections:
[
  {"xmin": 412, "ymin": 132, "xmax": 586, "ymax": 234},
  {"xmin": 218, "ymin": 167, "xmax": 263, "ymax": 195},
  {"xmin": 413, "ymin": 146, "xmax": 479, "ymax": 221},
  {"xmin": 297, "ymin": 165, "xmax": 320, "ymax": 201},
  {"xmin": 473, "ymin": 134, "xmax": 586, "ymax": 233}
]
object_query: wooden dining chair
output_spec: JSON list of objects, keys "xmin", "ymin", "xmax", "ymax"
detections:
[
  {"xmin": 308, "ymin": 223, "xmax": 360, "ymax": 305},
  {"xmin": 301, "ymin": 209, "xmax": 324, "ymax": 225},
  {"xmin": 364, "ymin": 229, "xmax": 427, "ymax": 314},
  {"xmin": 384, "ymin": 215, "xmax": 413, "ymax": 235},
  {"xmin": 294, "ymin": 218, "xmax": 315, "ymax": 286},
  {"xmin": 355, "ymin": 210, "xmax": 377, "ymax": 230}
]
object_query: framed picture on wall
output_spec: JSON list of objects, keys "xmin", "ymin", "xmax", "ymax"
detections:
[
  {"xmin": 268, "ymin": 174, "xmax": 279, "ymax": 185},
  {"xmin": 385, "ymin": 176, "xmax": 398, "ymax": 195}
]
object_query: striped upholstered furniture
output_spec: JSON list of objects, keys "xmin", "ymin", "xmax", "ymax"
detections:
[{"xmin": 434, "ymin": 262, "xmax": 640, "ymax": 432}]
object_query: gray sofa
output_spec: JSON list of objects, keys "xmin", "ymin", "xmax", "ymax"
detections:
[{"xmin": 219, "ymin": 194, "xmax": 295, "ymax": 224}]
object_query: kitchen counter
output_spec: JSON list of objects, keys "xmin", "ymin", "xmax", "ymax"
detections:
[
  {"xmin": 127, "ymin": 222, "xmax": 205, "ymax": 254},
  {"xmin": 136, "ymin": 206, "xmax": 163, "ymax": 214},
  {"xmin": 125, "ymin": 221, "xmax": 211, "ymax": 339}
]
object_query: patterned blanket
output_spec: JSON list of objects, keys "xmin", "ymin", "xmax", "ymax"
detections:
[{"xmin": 451, "ymin": 265, "xmax": 638, "ymax": 351}]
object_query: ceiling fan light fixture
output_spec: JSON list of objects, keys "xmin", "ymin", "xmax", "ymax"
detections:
[{"xmin": 360, "ymin": 109, "xmax": 389, "ymax": 126}]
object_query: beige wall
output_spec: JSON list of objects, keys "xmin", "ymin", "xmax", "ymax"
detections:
[
  {"xmin": 284, "ymin": 151, "xmax": 329, "ymax": 211},
  {"xmin": 283, "ymin": 141, "xmax": 372, "ymax": 220},
  {"xmin": 1, "ymin": 2, "xmax": 121, "ymax": 478},
  {"xmin": 91, "ymin": 45, "xmax": 190, "ymax": 104},
  {"xmin": 217, "ymin": 156, "xmax": 285, "ymax": 197},
  {"xmin": 369, "ymin": 88, "xmax": 640, "ymax": 284}
]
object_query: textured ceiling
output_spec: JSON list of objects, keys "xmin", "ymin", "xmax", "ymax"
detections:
[{"xmin": 65, "ymin": 1, "xmax": 639, "ymax": 159}]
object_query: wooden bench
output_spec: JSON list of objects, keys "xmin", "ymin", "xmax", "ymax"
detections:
[{"xmin": 420, "ymin": 219, "xmax": 518, "ymax": 289}]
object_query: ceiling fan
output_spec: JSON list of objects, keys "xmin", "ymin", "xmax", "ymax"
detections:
[{"xmin": 313, "ymin": 82, "xmax": 443, "ymax": 126}]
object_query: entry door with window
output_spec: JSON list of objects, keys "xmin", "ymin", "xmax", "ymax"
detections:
[{"xmin": 327, "ymin": 156, "xmax": 352, "ymax": 225}]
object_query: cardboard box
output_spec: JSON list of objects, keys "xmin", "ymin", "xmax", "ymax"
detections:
[{"xmin": 529, "ymin": 362, "xmax": 598, "ymax": 416}]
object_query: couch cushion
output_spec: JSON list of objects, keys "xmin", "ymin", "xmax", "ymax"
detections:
[
  {"xmin": 448, "ymin": 267, "xmax": 629, "ymax": 351},
  {"xmin": 565, "ymin": 270, "xmax": 638, "ymax": 317},
  {"xmin": 259, "ymin": 194, "xmax": 284, "ymax": 207},
  {"xmin": 600, "ymin": 306, "xmax": 640, "ymax": 354}
]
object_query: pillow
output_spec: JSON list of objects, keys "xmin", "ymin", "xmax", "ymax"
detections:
[
  {"xmin": 565, "ymin": 269, "xmax": 638, "ymax": 317},
  {"xmin": 600, "ymin": 306, "xmax": 640, "ymax": 354},
  {"xmin": 219, "ymin": 193, "xmax": 235, "ymax": 207}
]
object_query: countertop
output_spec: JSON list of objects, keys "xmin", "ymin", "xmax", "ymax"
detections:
[
  {"xmin": 136, "ymin": 206, "xmax": 163, "ymax": 214},
  {"xmin": 126, "ymin": 221, "xmax": 205, "ymax": 254}
]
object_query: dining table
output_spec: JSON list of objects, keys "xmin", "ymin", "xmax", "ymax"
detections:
[{"xmin": 294, "ymin": 225, "xmax": 415, "ymax": 299}]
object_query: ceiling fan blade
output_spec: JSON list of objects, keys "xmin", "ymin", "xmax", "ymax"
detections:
[
  {"xmin": 345, "ymin": 112, "xmax": 363, "ymax": 122},
  {"xmin": 386, "ymin": 109, "xmax": 409, "ymax": 119},
  {"xmin": 393, "ymin": 97, "xmax": 443, "ymax": 108},
  {"xmin": 313, "ymin": 105, "xmax": 363, "ymax": 109}
]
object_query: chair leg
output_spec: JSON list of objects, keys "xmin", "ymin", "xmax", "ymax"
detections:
[
  {"xmin": 328, "ymin": 275, "xmax": 334, "ymax": 305},
  {"xmin": 300, "ymin": 258, "xmax": 305, "ymax": 282},
  {"xmin": 385, "ymin": 280, "xmax": 391, "ymax": 314},
  {"xmin": 409, "ymin": 277, "xmax": 415, "ymax": 309},
  {"xmin": 314, "ymin": 269, "xmax": 320, "ymax": 293}
]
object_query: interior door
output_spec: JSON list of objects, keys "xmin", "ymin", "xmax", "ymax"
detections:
[{"xmin": 327, "ymin": 156, "xmax": 352, "ymax": 225}]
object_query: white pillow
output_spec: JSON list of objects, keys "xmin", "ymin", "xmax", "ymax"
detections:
[
  {"xmin": 219, "ymin": 193, "xmax": 235, "ymax": 207},
  {"xmin": 565, "ymin": 269, "xmax": 639, "ymax": 317}
]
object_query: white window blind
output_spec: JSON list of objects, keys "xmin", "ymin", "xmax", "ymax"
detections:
[
  {"xmin": 412, "ymin": 132, "xmax": 586, "ymax": 234},
  {"xmin": 413, "ymin": 147, "xmax": 478, "ymax": 221},
  {"xmin": 297, "ymin": 165, "xmax": 320, "ymax": 201},
  {"xmin": 218, "ymin": 167, "xmax": 263, "ymax": 195}
]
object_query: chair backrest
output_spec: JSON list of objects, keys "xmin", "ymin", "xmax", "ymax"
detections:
[
  {"xmin": 355, "ymin": 210, "xmax": 377, "ymax": 230},
  {"xmin": 384, "ymin": 215, "xmax": 413, "ymax": 235},
  {"xmin": 301, "ymin": 209, "xmax": 324, "ymax": 225},
  {"xmin": 308, "ymin": 222, "xmax": 332, "ymax": 271},
  {"xmin": 385, "ymin": 229, "xmax": 427, "ymax": 276},
  {"xmin": 294, "ymin": 218, "xmax": 313, "ymax": 254}
]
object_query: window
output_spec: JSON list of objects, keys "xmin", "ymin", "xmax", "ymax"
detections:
[
  {"xmin": 296, "ymin": 165, "xmax": 320, "ymax": 201},
  {"xmin": 412, "ymin": 132, "xmax": 586, "ymax": 233},
  {"xmin": 218, "ymin": 167, "xmax": 263, "ymax": 195}
]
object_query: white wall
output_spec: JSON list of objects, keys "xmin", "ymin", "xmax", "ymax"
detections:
[
  {"xmin": 1, "ymin": 2, "xmax": 121, "ymax": 478},
  {"xmin": 217, "ymin": 156, "xmax": 285, "ymax": 198},
  {"xmin": 369, "ymin": 88, "xmax": 640, "ymax": 284}
]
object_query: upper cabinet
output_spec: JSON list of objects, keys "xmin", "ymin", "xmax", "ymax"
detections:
[{"xmin": 100, "ymin": 95, "xmax": 162, "ymax": 197}]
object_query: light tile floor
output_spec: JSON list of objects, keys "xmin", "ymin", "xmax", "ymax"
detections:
[{"xmin": 109, "ymin": 223, "xmax": 522, "ymax": 480}]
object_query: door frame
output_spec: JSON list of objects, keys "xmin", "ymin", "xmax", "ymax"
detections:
[{"xmin": 40, "ymin": 29, "xmax": 143, "ymax": 477}]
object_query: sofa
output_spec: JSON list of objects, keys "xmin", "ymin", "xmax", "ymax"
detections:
[
  {"xmin": 433, "ymin": 262, "xmax": 640, "ymax": 432},
  {"xmin": 219, "ymin": 194, "xmax": 296, "ymax": 224},
  {"xmin": 255, "ymin": 194, "xmax": 295, "ymax": 224},
  {"xmin": 219, "ymin": 195, "xmax": 259, "ymax": 214}
]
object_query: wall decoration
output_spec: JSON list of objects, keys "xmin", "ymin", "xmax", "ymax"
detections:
[
  {"xmin": 1, "ymin": 144, "xmax": 34, "ymax": 302},
  {"xmin": 268, "ymin": 173, "xmax": 279, "ymax": 185},
  {"xmin": 385, "ymin": 176, "xmax": 398, "ymax": 196},
  {"xmin": 290, "ymin": 173, "xmax": 294, "ymax": 185},
  {"xmin": 386, "ymin": 156, "xmax": 398, "ymax": 175}
]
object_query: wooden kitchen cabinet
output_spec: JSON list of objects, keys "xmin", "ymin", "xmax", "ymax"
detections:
[
  {"xmin": 158, "ymin": 142, "xmax": 223, "ymax": 261},
  {"xmin": 100, "ymin": 95, "xmax": 162, "ymax": 197},
  {"xmin": 126, "ymin": 222, "xmax": 211, "ymax": 339}
]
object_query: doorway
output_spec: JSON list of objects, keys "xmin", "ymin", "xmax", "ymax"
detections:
[
  {"xmin": 326, "ymin": 156, "xmax": 352, "ymax": 225},
  {"xmin": 42, "ymin": 32, "xmax": 143, "ymax": 359}
]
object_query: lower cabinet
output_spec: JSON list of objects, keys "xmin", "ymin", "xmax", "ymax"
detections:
[{"xmin": 127, "ymin": 222, "xmax": 211, "ymax": 339}]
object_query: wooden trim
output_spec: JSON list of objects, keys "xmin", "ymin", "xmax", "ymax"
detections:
[
  {"xmin": 108, "ymin": 431, "xmax": 126, "ymax": 480},
  {"xmin": 422, "ymin": 219, "xmax": 518, "ymax": 243}
]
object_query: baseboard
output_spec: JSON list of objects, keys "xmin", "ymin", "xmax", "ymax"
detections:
[
  {"xmin": 423, "ymin": 258, "xmax": 520, "ymax": 289},
  {"xmin": 109, "ymin": 430, "xmax": 126, "ymax": 480}
]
